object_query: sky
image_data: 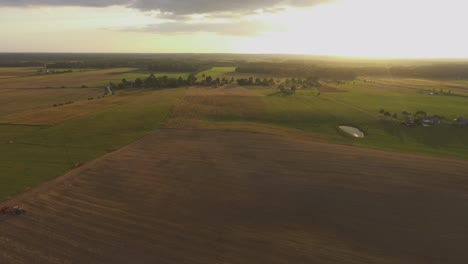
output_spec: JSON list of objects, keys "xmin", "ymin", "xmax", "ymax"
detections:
[{"xmin": 1, "ymin": 0, "xmax": 467, "ymax": 58}]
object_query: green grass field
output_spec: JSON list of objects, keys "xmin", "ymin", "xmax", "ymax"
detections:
[
  {"xmin": 0, "ymin": 89, "xmax": 183, "ymax": 200},
  {"xmin": 167, "ymin": 80, "xmax": 468, "ymax": 159},
  {"xmin": 1, "ymin": 68, "xmax": 468, "ymax": 201},
  {"xmin": 196, "ymin": 67, "xmax": 236, "ymax": 79}
]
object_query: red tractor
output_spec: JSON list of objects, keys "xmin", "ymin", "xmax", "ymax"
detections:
[{"xmin": 0, "ymin": 206, "xmax": 25, "ymax": 216}]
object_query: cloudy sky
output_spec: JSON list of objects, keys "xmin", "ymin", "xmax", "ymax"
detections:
[{"xmin": 1, "ymin": 0, "xmax": 467, "ymax": 57}]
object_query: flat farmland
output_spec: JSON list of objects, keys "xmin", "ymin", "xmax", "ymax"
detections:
[
  {"xmin": 0, "ymin": 68, "xmax": 136, "ymax": 89},
  {"xmin": 165, "ymin": 85, "xmax": 468, "ymax": 159},
  {"xmin": 1, "ymin": 129, "xmax": 467, "ymax": 264},
  {"xmin": 363, "ymin": 77, "xmax": 468, "ymax": 96},
  {"xmin": 0, "ymin": 68, "xmax": 41, "ymax": 79},
  {"xmin": 0, "ymin": 88, "xmax": 103, "ymax": 118},
  {"xmin": 0, "ymin": 88, "xmax": 184, "ymax": 199}
]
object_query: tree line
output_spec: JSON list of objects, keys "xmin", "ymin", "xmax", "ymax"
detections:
[
  {"xmin": 236, "ymin": 62, "xmax": 468, "ymax": 80},
  {"xmin": 236, "ymin": 62, "xmax": 357, "ymax": 81},
  {"xmin": 110, "ymin": 74, "xmax": 199, "ymax": 90}
]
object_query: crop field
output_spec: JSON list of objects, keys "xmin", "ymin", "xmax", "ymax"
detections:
[
  {"xmin": 0, "ymin": 67, "xmax": 42, "ymax": 79},
  {"xmin": 0, "ymin": 88, "xmax": 184, "ymax": 199},
  {"xmin": 0, "ymin": 71, "xmax": 467, "ymax": 203},
  {"xmin": 364, "ymin": 77, "xmax": 468, "ymax": 96},
  {"xmin": 0, "ymin": 68, "xmax": 138, "ymax": 89},
  {"xmin": 0, "ymin": 88, "xmax": 104, "ymax": 118},
  {"xmin": 1, "ymin": 64, "xmax": 468, "ymax": 263},
  {"xmin": 1, "ymin": 129, "xmax": 468, "ymax": 264}
]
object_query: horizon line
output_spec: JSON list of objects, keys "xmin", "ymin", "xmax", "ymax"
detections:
[{"xmin": 1, "ymin": 51, "xmax": 468, "ymax": 61}]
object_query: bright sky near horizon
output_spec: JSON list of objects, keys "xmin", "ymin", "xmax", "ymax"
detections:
[{"xmin": 1, "ymin": 0, "xmax": 467, "ymax": 58}]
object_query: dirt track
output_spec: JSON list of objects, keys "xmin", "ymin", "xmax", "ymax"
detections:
[{"xmin": 1, "ymin": 129, "xmax": 468, "ymax": 264}]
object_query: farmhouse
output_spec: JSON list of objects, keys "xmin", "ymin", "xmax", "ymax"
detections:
[
  {"xmin": 422, "ymin": 116, "xmax": 441, "ymax": 126},
  {"xmin": 404, "ymin": 119, "xmax": 415, "ymax": 127},
  {"xmin": 455, "ymin": 117, "xmax": 468, "ymax": 126}
]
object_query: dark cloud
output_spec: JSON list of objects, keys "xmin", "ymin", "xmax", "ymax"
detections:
[
  {"xmin": 127, "ymin": 20, "xmax": 285, "ymax": 36},
  {"xmin": 132, "ymin": 0, "xmax": 330, "ymax": 14},
  {"xmin": 0, "ymin": 0, "xmax": 128, "ymax": 7},
  {"xmin": 0, "ymin": 0, "xmax": 331, "ymax": 14}
]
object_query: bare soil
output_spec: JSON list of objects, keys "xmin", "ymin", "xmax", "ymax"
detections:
[{"xmin": 1, "ymin": 129, "xmax": 468, "ymax": 264}]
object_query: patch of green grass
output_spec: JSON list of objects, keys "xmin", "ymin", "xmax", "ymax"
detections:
[
  {"xmin": 257, "ymin": 84, "xmax": 468, "ymax": 159},
  {"xmin": 196, "ymin": 67, "xmax": 236, "ymax": 79},
  {"xmin": 0, "ymin": 88, "xmax": 184, "ymax": 201},
  {"xmin": 172, "ymin": 84, "xmax": 468, "ymax": 159}
]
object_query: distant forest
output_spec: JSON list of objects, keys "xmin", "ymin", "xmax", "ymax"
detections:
[
  {"xmin": 1, "ymin": 53, "xmax": 468, "ymax": 80},
  {"xmin": 236, "ymin": 62, "xmax": 468, "ymax": 80}
]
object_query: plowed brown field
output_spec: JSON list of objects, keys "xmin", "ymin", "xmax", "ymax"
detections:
[{"xmin": 1, "ymin": 129, "xmax": 468, "ymax": 264}]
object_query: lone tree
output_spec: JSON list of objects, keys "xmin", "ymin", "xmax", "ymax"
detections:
[
  {"xmin": 415, "ymin": 110, "xmax": 427, "ymax": 117},
  {"xmin": 134, "ymin": 78, "xmax": 143, "ymax": 88}
]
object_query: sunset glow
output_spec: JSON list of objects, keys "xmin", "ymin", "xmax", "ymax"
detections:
[{"xmin": 1, "ymin": 0, "xmax": 467, "ymax": 57}]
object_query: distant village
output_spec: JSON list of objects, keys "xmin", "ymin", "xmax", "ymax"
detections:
[{"xmin": 379, "ymin": 109, "xmax": 468, "ymax": 127}]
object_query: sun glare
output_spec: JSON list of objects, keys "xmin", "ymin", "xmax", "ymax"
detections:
[
  {"xmin": 0, "ymin": 0, "xmax": 467, "ymax": 57},
  {"xmin": 236, "ymin": 0, "xmax": 468, "ymax": 58}
]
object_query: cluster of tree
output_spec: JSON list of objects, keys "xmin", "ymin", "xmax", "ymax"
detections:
[
  {"xmin": 275, "ymin": 76, "xmax": 322, "ymax": 95},
  {"xmin": 282, "ymin": 76, "xmax": 321, "ymax": 87},
  {"xmin": 236, "ymin": 77, "xmax": 276, "ymax": 86},
  {"xmin": 278, "ymin": 85, "xmax": 297, "ymax": 95},
  {"xmin": 111, "ymin": 73, "xmax": 198, "ymax": 90},
  {"xmin": 199, "ymin": 75, "xmax": 236, "ymax": 86},
  {"xmin": 236, "ymin": 63, "xmax": 357, "ymax": 81},
  {"xmin": 379, "ymin": 109, "xmax": 398, "ymax": 119}
]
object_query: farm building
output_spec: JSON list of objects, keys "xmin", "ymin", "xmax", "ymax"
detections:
[
  {"xmin": 422, "ymin": 116, "xmax": 441, "ymax": 126},
  {"xmin": 455, "ymin": 117, "xmax": 468, "ymax": 126}
]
